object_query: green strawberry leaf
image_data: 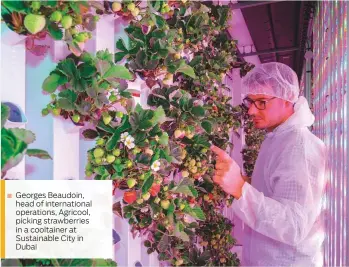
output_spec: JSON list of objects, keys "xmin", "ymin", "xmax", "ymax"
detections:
[
  {"xmin": 150, "ymin": 106, "xmax": 166, "ymax": 126},
  {"xmin": 103, "ymin": 65, "xmax": 133, "ymax": 80},
  {"xmin": 191, "ymin": 106, "xmax": 205, "ymax": 117},
  {"xmin": 58, "ymin": 89, "xmax": 78, "ymax": 102},
  {"xmin": 47, "ymin": 22, "xmax": 63, "ymax": 40},
  {"xmin": 57, "ymin": 58, "xmax": 78, "ymax": 78},
  {"xmin": 57, "ymin": 98, "xmax": 75, "ymax": 111},
  {"xmin": 201, "ymin": 120, "xmax": 212, "ymax": 133},
  {"xmin": 10, "ymin": 128, "xmax": 35, "ymax": 144},
  {"xmin": 190, "ymin": 207, "xmax": 206, "ymax": 221},
  {"xmin": 26, "ymin": 149, "xmax": 51, "ymax": 159},
  {"xmin": 158, "ymin": 132, "xmax": 169, "ymax": 145},
  {"xmin": 116, "ymin": 39, "xmax": 128, "ymax": 52},
  {"xmin": 115, "ymin": 52, "xmax": 128, "ymax": 62},
  {"xmin": 142, "ymin": 174, "xmax": 154, "ymax": 194},
  {"xmin": 42, "ymin": 73, "xmax": 68, "ymax": 93},
  {"xmin": 176, "ymin": 64, "xmax": 196, "ymax": 78},
  {"xmin": 2, "ymin": 1, "xmax": 28, "ymax": 12},
  {"xmin": 78, "ymin": 63, "xmax": 97, "ymax": 78}
]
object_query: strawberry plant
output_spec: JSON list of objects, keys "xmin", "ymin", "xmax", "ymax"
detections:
[
  {"xmin": 41, "ymin": 49, "xmax": 133, "ymax": 126},
  {"xmin": 3, "ymin": 0, "xmax": 262, "ymax": 265},
  {"xmin": 237, "ymin": 65, "xmax": 265, "ymax": 179},
  {"xmin": 240, "ymin": 104, "xmax": 265, "ymax": 178},
  {"xmin": 89, "ymin": 2, "xmax": 245, "ymax": 265},
  {"xmin": 1, "ymin": 1, "xmax": 105, "ymax": 56}
]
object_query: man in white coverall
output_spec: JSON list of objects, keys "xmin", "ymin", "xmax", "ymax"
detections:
[{"xmin": 211, "ymin": 62, "xmax": 327, "ymax": 266}]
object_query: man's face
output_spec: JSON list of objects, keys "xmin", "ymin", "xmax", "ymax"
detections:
[{"xmin": 244, "ymin": 94, "xmax": 293, "ymax": 132}]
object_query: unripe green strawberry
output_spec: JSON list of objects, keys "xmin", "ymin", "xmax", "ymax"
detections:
[
  {"xmin": 161, "ymin": 200, "xmax": 170, "ymax": 210},
  {"xmin": 93, "ymin": 148, "xmax": 105, "ymax": 158},
  {"xmin": 61, "ymin": 15, "xmax": 73, "ymax": 29},
  {"xmin": 95, "ymin": 158, "xmax": 102, "ymax": 164},
  {"xmin": 74, "ymin": 33, "xmax": 87, "ymax": 42},
  {"xmin": 142, "ymin": 192, "xmax": 151, "ymax": 201},
  {"xmin": 126, "ymin": 160, "xmax": 133, "ymax": 168},
  {"xmin": 136, "ymin": 198, "xmax": 144, "ymax": 204},
  {"xmin": 24, "ymin": 14, "xmax": 46, "ymax": 34},
  {"xmin": 112, "ymin": 2, "xmax": 122, "ymax": 12},
  {"xmin": 127, "ymin": 3, "xmax": 135, "ymax": 11},
  {"xmin": 50, "ymin": 11, "xmax": 62, "ymax": 22},
  {"xmin": 31, "ymin": 1, "xmax": 41, "ymax": 11},
  {"xmin": 46, "ymin": 104, "xmax": 53, "ymax": 111},
  {"xmin": 115, "ymin": 158, "xmax": 122, "ymax": 164},
  {"xmin": 103, "ymin": 113, "xmax": 112, "ymax": 125},
  {"xmin": 52, "ymin": 108, "xmax": 61, "ymax": 116},
  {"xmin": 154, "ymin": 197, "xmax": 160, "ymax": 204},
  {"xmin": 72, "ymin": 114, "xmax": 80, "ymax": 123},
  {"xmin": 41, "ymin": 108, "xmax": 49, "ymax": 116},
  {"xmin": 70, "ymin": 28, "xmax": 78, "ymax": 35},
  {"xmin": 96, "ymin": 138, "xmax": 105, "ymax": 146},
  {"xmin": 131, "ymin": 7, "xmax": 139, "ymax": 17},
  {"xmin": 179, "ymin": 203, "xmax": 186, "ymax": 210},
  {"xmin": 106, "ymin": 154, "xmax": 116, "ymax": 163},
  {"xmin": 86, "ymin": 162, "xmax": 92, "ymax": 170},
  {"xmin": 112, "ymin": 149, "xmax": 121, "ymax": 157},
  {"xmin": 115, "ymin": 111, "xmax": 124, "ymax": 118},
  {"xmin": 127, "ymin": 178, "xmax": 137, "ymax": 188}
]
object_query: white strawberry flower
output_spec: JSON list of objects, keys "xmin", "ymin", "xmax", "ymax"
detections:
[
  {"xmin": 124, "ymin": 135, "xmax": 135, "ymax": 149},
  {"xmin": 120, "ymin": 132, "xmax": 129, "ymax": 142},
  {"xmin": 151, "ymin": 160, "xmax": 161, "ymax": 172}
]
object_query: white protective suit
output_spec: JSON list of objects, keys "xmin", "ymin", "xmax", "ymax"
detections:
[{"xmin": 231, "ymin": 95, "xmax": 327, "ymax": 266}]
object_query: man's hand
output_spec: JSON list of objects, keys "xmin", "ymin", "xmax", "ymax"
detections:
[{"xmin": 210, "ymin": 145, "xmax": 246, "ymax": 199}]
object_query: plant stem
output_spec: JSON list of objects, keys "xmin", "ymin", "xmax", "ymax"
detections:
[{"xmin": 51, "ymin": 259, "xmax": 60, "ymax": 267}]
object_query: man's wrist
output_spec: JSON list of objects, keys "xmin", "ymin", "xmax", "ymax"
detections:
[{"xmin": 233, "ymin": 175, "xmax": 246, "ymax": 199}]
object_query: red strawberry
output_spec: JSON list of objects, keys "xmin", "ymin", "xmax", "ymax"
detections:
[
  {"xmin": 149, "ymin": 184, "xmax": 161, "ymax": 197},
  {"xmin": 193, "ymin": 173, "xmax": 201, "ymax": 180},
  {"xmin": 124, "ymin": 191, "xmax": 137, "ymax": 204},
  {"xmin": 189, "ymin": 197, "xmax": 196, "ymax": 204}
]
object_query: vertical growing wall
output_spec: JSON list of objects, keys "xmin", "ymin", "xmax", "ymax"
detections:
[
  {"xmin": 1, "ymin": 15, "xmax": 155, "ymax": 265},
  {"xmin": 312, "ymin": 1, "xmax": 348, "ymax": 266}
]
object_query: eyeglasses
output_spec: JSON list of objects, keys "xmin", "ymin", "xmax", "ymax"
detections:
[{"xmin": 243, "ymin": 97, "xmax": 276, "ymax": 110}]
